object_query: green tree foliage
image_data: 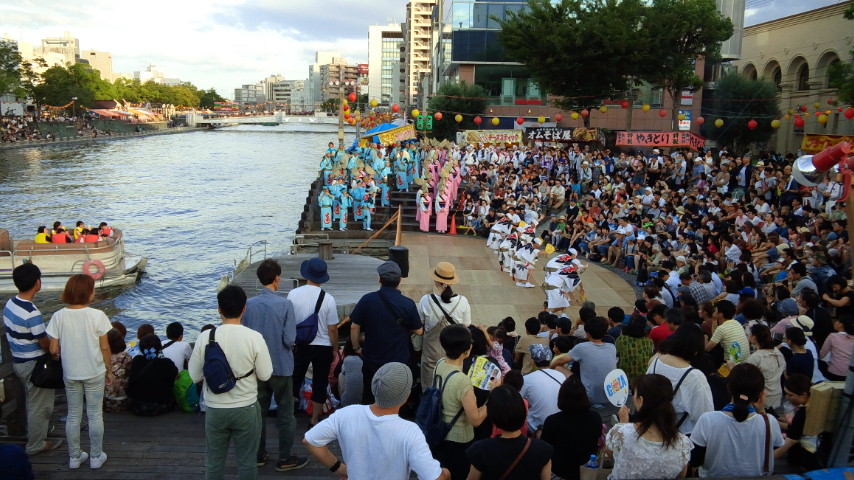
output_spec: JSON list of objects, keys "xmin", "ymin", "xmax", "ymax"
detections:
[
  {"xmin": 641, "ymin": 0, "xmax": 733, "ymax": 126},
  {"xmin": 828, "ymin": 4, "xmax": 854, "ymax": 104},
  {"xmin": 199, "ymin": 88, "xmax": 226, "ymax": 109},
  {"xmin": 0, "ymin": 40, "xmax": 22, "ymax": 96},
  {"xmin": 702, "ymin": 74, "xmax": 779, "ymax": 150},
  {"xmin": 33, "ymin": 63, "xmax": 116, "ymax": 107},
  {"xmin": 321, "ymin": 98, "xmax": 340, "ymax": 114},
  {"xmin": 496, "ymin": 0, "xmax": 649, "ymax": 123},
  {"xmin": 427, "ymin": 81, "xmax": 488, "ymax": 141}
]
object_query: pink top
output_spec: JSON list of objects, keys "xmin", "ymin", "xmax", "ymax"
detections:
[
  {"xmin": 487, "ymin": 340, "xmax": 511, "ymax": 375},
  {"xmin": 819, "ymin": 332, "xmax": 854, "ymax": 377}
]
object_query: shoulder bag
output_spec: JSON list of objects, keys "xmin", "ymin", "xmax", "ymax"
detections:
[
  {"xmin": 429, "ymin": 294, "xmax": 459, "ymax": 325},
  {"xmin": 378, "ymin": 291, "xmax": 422, "ymax": 351},
  {"xmin": 499, "ymin": 437, "xmax": 531, "ymax": 480},
  {"xmin": 652, "ymin": 357, "xmax": 695, "ymax": 428},
  {"xmin": 30, "ymin": 353, "xmax": 64, "ymax": 389},
  {"xmin": 761, "ymin": 413, "xmax": 771, "ymax": 475}
]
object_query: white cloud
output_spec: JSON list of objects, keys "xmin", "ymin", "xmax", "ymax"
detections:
[
  {"xmin": 0, "ymin": 0, "xmax": 405, "ymax": 96},
  {"xmin": 744, "ymin": 0, "xmax": 845, "ymax": 26}
]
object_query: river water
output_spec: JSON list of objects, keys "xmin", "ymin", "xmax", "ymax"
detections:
[{"xmin": 0, "ymin": 124, "xmax": 335, "ymax": 340}]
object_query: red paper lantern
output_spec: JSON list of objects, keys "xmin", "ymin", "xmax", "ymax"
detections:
[
  {"xmin": 845, "ymin": 107, "xmax": 854, "ymax": 120},
  {"xmin": 827, "ymin": 98, "xmax": 835, "ymax": 105},
  {"xmin": 620, "ymin": 100, "xmax": 630, "ymax": 109},
  {"xmin": 344, "ymin": 112, "xmax": 350, "ymax": 120},
  {"xmin": 348, "ymin": 92, "xmax": 357, "ymax": 103},
  {"xmin": 343, "ymin": 104, "xmax": 349, "ymax": 111},
  {"xmin": 391, "ymin": 104, "xmax": 400, "ymax": 113},
  {"xmin": 434, "ymin": 112, "xmax": 443, "ymax": 121},
  {"xmin": 794, "ymin": 116, "xmax": 805, "ymax": 128},
  {"xmin": 516, "ymin": 116, "xmax": 525, "ymax": 125},
  {"xmin": 555, "ymin": 113, "xmax": 563, "ymax": 122},
  {"xmin": 799, "ymin": 105, "xmax": 808, "ymax": 112},
  {"xmin": 473, "ymin": 116, "xmax": 482, "ymax": 125},
  {"xmin": 658, "ymin": 109, "xmax": 667, "ymax": 118},
  {"xmin": 696, "ymin": 116, "xmax": 705, "ymax": 125},
  {"xmin": 580, "ymin": 109, "xmax": 589, "ymax": 117},
  {"xmin": 747, "ymin": 119, "xmax": 757, "ymax": 130}
]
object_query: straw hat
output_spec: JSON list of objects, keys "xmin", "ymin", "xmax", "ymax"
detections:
[{"xmin": 430, "ymin": 262, "xmax": 459, "ymax": 285}]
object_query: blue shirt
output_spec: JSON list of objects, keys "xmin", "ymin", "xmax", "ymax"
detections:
[
  {"xmin": 242, "ymin": 288, "xmax": 296, "ymax": 376},
  {"xmin": 3, "ymin": 296, "xmax": 46, "ymax": 362},
  {"xmin": 350, "ymin": 287, "xmax": 422, "ymax": 367}
]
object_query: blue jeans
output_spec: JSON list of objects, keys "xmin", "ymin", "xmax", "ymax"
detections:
[{"xmin": 65, "ymin": 375, "xmax": 106, "ymax": 460}]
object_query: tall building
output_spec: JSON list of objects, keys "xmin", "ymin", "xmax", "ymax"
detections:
[
  {"xmin": 368, "ymin": 24, "xmax": 403, "ymax": 106},
  {"xmin": 234, "ymin": 83, "xmax": 265, "ymax": 105},
  {"xmin": 80, "ymin": 50, "xmax": 114, "ymax": 81},
  {"xmin": 39, "ymin": 32, "xmax": 79, "ymax": 66},
  {"xmin": 401, "ymin": 0, "xmax": 436, "ymax": 105},
  {"xmin": 270, "ymin": 79, "xmax": 308, "ymax": 113},
  {"xmin": 134, "ymin": 63, "xmax": 183, "ymax": 85},
  {"xmin": 307, "ymin": 52, "xmax": 343, "ymax": 110},
  {"xmin": 320, "ymin": 62, "xmax": 360, "ymax": 102},
  {"xmin": 261, "ymin": 74, "xmax": 285, "ymax": 103}
]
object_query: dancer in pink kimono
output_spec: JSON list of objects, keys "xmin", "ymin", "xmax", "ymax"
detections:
[
  {"xmin": 419, "ymin": 192, "xmax": 432, "ymax": 232},
  {"xmin": 434, "ymin": 189, "xmax": 449, "ymax": 233}
]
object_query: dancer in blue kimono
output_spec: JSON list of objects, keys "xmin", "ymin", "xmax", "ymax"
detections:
[
  {"xmin": 318, "ymin": 186, "xmax": 334, "ymax": 230},
  {"xmin": 361, "ymin": 188, "xmax": 375, "ymax": 231},
  {"xmin": 319, "ymin": 153, "xmax": 334, "ymax": 186},
  {"xmin": 394, "ymin": 154, "xmax": 409, "ymax": 191},
  {"xmin": 351, "ymin": 179, "xmax": 365, "ymax": 223},
  {"xmin": 330, "ymin": 178, "xmax": 344, "ymax": 221},
  {"xmin": 338, "ymin": 189, "xmax": 352, "ymax": 231}
]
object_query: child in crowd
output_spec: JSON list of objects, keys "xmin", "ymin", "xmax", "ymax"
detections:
[{"xmin": 775, "ymin": 374, "xmax": 821, "ymax": 471}]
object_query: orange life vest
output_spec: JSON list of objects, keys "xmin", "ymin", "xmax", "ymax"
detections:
[
  {"xmin": 84, "ymin": 234, "xmax": 101, "ymax": 243},
  {"xmin": 52, "ymin": 232, "xmax": 70, "ymax": 243}
]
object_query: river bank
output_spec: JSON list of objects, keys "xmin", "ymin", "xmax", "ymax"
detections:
[{"xmin": 0, "ymin": 125, "xmax": 196, "ymax": 151}]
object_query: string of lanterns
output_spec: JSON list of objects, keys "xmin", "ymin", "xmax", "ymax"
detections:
[{"xmin": 42, "ymin": 100, "xmax": 75, "ymax": 110}]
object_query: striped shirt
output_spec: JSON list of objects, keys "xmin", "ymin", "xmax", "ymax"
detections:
[{"xmin": 3, "ymin": 296, "xmax": 47, "ymax": 362}]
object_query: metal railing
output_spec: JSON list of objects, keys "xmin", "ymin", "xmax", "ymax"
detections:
[
  {"xmin": 0, "ymin": 236, "xmax": 125, "ymax": 278},
  {"xmin": 230, "ymin": 240, "xmax": 268, "ymax": 281}
]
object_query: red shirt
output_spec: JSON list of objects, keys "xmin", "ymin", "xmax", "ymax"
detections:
[{"xmin": 649, "ymin": 324, "xmax": 674, "ymax": 351}]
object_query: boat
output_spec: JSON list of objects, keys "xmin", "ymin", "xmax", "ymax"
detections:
[
  {"xmin": 0, "ymin": 228, "xmax": 148, "ymax": 294},
  {"xmin": 260, "ymin": 122, "xmax": 279, "ymax": 126}
]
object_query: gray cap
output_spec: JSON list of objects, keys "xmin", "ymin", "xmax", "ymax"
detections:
[
  {"xmin": 371, "ymin": 362, "xmax": 412, "ymax": 408},
  {"xmin": 777, "ymin": 298, "xmax": 799, "ymax": 317},
  {"xmin": 377, "ymin": 261, "xmax": 402, "ymax": 281}
]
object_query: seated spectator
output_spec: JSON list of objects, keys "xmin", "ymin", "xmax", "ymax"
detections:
[
  {"xmin": 648, "ymin": 304, "xmax": 675, "ymax": 350},
  {"xmin": 126, "ymin": 334, "xmax": 178, "ymax": 416},
  {"xmin": 520, "ymin": 344, "xmax": 565, "ymax": 433},
  {"xmin": 819, "ymin": 315, "xmax": 854, "ymax": 381},
  {"xmin": 161, "ymin": 322, "xmax": 192, "ymax": 371},
  {"xmin": 104, "ymin": 329, "xmax": 132, "ymax": 413},
  {"xmin": 775, "ymin": 374, "xmax": 821, "ymax": 471},
  {"xmin": 606, "ymin": 374, "xmax": 691, "ymax": 479},
  {"xmin": 33, "ymin": 226, "xmax": 50, "ymax": 243},
  {"xmin": 541, "ymin": 375, "xmax": 603, "ymax": 480},
  {"xmin": 705, "ymin": 300, "xmax": 749, "ymax": 363},
  {"xmin": 690, "ymin": 363, "xmax": 785, "ymax": 477},
  {"xmin": 491, "ymin": 370, "xmax": 528, "ymax": 438},
  {"xmin": 744, "ymin": 324, "xmax": 785, "ymax": 412},
  {"xmin": 616, "ymin": 314, "xmax": 654, "ymax": 386},
  {"xmin": 783, "ymin": 327, "xmax": 814, "ymax": 380},
  {"xmin": 564, "ymin": 316, "xmax": 618, "ymax": 425},
  {"xmin": 337, "ymin": 338, "xmax": 363, "ymax": 407},
  {"xmin": 465, "ymin": 385, "xmax": 553, "ymax": 479},
  {"xmin": 514, "ymin": 317, "xmax": 548, "ymax": 374},
  {"xmin": 50, "ymin": 227, "xmax": 72, "ymax": 244},
  {"xmin": 126, "ymin": 323, "xmax": 154, "ymax": 358}
]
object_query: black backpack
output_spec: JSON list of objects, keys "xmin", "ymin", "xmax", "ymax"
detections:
[
  {"xmin": 416, "ymin": 369, "xmax": 464, "ymax": 447},
  {"xmin": 203, "ymin": 327, "xmax": 254, "ymax": 394}
]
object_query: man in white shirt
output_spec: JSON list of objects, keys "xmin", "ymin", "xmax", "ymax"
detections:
[
  {"xmin": 289, "ymin": 258, "xmax": 339, "ymax": 427},
  {"xmin": 161, "ymin": 322, "xmax": 192, "ymax": 371},
  {"xmin": 521, "ymin": 344, "xmax": 565, "ymax": 431},
  {"xmin": 304, "ymin": 362, "xmax": 449, "ymax": 480},
  {"xmin": 188, "ymin": 285, "xmax": 274, "ymax": 480}
]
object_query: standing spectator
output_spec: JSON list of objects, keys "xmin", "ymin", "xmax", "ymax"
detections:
[
  {"xmin": 46, "ymin": 274, "xmax": 112, "ymax": 469},
  {"xmin": 289, "ymin": 258, "xmax": 339, "ymax": 427},
  {"xmin": 3, "ymin": 263, "xmax": 61, "ymax": 455},
  {"xmin": 126, "ymin": 334, "xmax": 178, "ymax": 416},
  {"xmin": 465, "ymin": 386, "xmax": 553, "ymax": 479},
  {"xmin": 104, "ymin": 328, "xmax": 132, "ymax": 413},
  {"xmin": 819, "ymin": 315, "xmax": 854, "ymax": 381},
  {"xmin": 521, "ymin": 344, "xmax": 565, "ymax": 433},
  {"xmin": 188, "ymin": 285, "xmax": 274, "ymax": 480},
  {"xmin": 606, "ymin": 374, "xmax": 691, "ymax": 479},
  {"xmin": 240, "ymin": 259, "xmax": 306, "ymax": 471},
  {"xmin": 564, "ymin": 317, "xmax": 618, "ymax": 424},
  {"xmin": 616, "ymin": 314, "xmax": 655, "ymax": 386},
  {"xmin": 690, "ymin": 363, "xmax": 785, "ymax": 477},
  {"xmin": 418, "ymin": 262, "xmax": 472, "ymax": 390},
  {"xmin": 161, "ymin": 322, "xmax": 192, "ymax": 372},
  {"xmin": 303, "ymin": 362, "xmax": 449, "ymax": 480},
  {"xmin": 540, "ymin": 376, "xmax": 603, "ymax": 480},
  {"xmin": 350, "ymin": 261, "xmax": 424, "ymax": 404},
  {"xmin": 649, "ymin": 323, "xmax": 714, "ymax": 435}
]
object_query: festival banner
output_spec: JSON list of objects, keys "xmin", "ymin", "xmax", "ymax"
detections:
[
  {"xmin": 374, "ymin": 124, "xmax": 416, "ymax": 145},
  {"xmin": 800, "ymin": 134, "xmax": 854, "ymax": 154},
  {"xmin": 615, "ymin": 130, "xmax": 705, "ymax": 151},
  {"xmin": 525, "ymin": 127, "xmax": 605, "ymax": 143},
  {"xmin": 464, "ymin": 129, "xmax": 523, "ymax": 145}
]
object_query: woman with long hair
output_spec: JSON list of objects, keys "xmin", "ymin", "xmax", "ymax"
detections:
[
  {"xmin": 690, "ymin": 363, "xmax": 785, "ymax": 477},
  {"xmin": 46, "ymin": 274, "xmax": 112, "ymax": 470},
  {"xmin": 615, "ymin": 314, "xmax": 654, "ymax": 386},
  {"xmin": 606, "ymin": 374, "xmax": 691, "ymax": 479},
  {"xmin": 126, "ymin": 333, "xmax": 178, "ymax": 416},
  {"xmin": 541, "ymin": 375, "xmax": 603, "ymax": 480}
]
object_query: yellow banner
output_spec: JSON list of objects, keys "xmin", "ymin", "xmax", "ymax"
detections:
[
  {"xmin": 464, "ymin": 130, "xmax": 523, "ymax": 145},
  {"xmin": 800, "ymin": 134, "xmax": 854, "ymax": 154},
  {"xmin": 364, "ymin": 124, "xmax": 417, "ymax": 145}
]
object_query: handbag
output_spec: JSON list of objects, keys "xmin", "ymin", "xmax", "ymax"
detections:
[
  {"xmin": 30, "ymin": 354, "xmax": 65, "ymax": 389},
  {"xmin": 499, "ymin": 437, "xmax": 531, "ymax": 480}
]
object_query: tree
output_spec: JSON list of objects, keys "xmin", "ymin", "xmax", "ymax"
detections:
[
  {"xmin": 33, "ymin": 63, "xmax": 116, "ymax": 108},
  {"xmin": 199, "ymin": 88, "xmax": 226, "ymax": 109},
  {"xmin": 702, "ymin": 74, "xmax": 779, "ymax": 151},
  {"xmin": 829, "ymin": 5, "xmax": 854, "ymax": 104},
  {"xmin": 496, "ymin": 0, "xmax": 650, "ymax": 126},
  {"xmin": 321, "ymin": 98, "xmax": 340, "ymax": 114},
  {"xmin": 0, "ymin": 39, "xmax": 22, "ymax": 96},
  {"xmin": 427, "ymin": 81, "xmax": 488, "ymax": 141},
  {"xmin": 641, "ymin": 0, "xmax": 733, "ymax": 128}
]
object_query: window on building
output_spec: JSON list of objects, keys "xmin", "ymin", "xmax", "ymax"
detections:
[
  {"xmin": 772, "ymin": 67, "xmax": 781, "ymax": 88},
  {"xmin": 796, "ymin": 63, "xmax": 810, "ymax": 91}
]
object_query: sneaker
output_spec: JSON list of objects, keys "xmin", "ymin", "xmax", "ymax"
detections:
[
  {"xmin": 275, "ymin": 455, "xmax": 309, "ymax": 472},
  {"xmin": 33, "ymin": 439, "xmax": 63, "ymax": 455},
  {"xmin": 90, "ymin": 451, "xmax": 108, "ymax": 469},
  {"xmin": 516, "ymin": 282, "xmax": 525, "ymax": 287},
  {"xmin": 257, "ymin": 453, "xmax": 268, "ymax": 467},
  {"xmin": 69, "ymin": 452, "xmax": 88, "ymax": 469},
  {"xmin": 524, "ymin": 283, "xmax": 536, "ymax": 288}
]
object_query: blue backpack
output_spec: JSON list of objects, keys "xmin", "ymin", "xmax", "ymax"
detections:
[
  {"xmin": 295, "ymin": 290, "xmax": 325, "ymax": 346},
  {"xmin": 416, "ymin": 369, "xmax": 465, "ymax": 447},
  {"xmin": 203, "ymin": 327, "xmax": 254, "ymax": 394}
]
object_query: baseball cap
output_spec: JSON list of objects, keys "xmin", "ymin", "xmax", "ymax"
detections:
[
  {"xmin": 371, "ymin": 362, "xmax": 413, "ymax": 408},
  {"xmin": 776, "ymin": 298, "xmax": 799, "ymax": 317},
  {"xmin": 377, "ymin": 261, "xmax": 402, "ymax": 281},
  {"xmin": 529, "ymin": 344, "xmax": 553, "ymax": 366}
]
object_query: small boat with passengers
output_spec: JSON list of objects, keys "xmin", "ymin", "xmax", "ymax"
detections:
[{"xmin": 0, "ymin": 228, "xmax": 147, "ymax": 294}]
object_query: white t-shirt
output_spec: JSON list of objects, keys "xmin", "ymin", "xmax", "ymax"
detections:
[
  {"xmin": 646, "ymin": 357, "xmax": 714, "ymax": 434},
  {"xmin": 419, "ymin": 294, "xmax": 471, "ymax": 332},
  {"xmin": 46, "ymin": 307, "xmax": 112, "ymax": 380},
  {"xmin": 287, "ymin": 285, "xmax": 338, "ymax": 347},
  {"xmin": 188, "ymin": 324, "xmax": 273, "ymax": 408},
  {"xmin": 162, "ymin": 340, "xmax": 193, "ymax": 372},
  {"xmin": 520, "ymin": 369, "xmax": 564, "ymax": 431},
  {"xmin": 304, "ymin": 404, "xmax": 443, "ymax": 480},
  {"xmin": 691, "ymin": 411, "xmax": 784, "ymax": 478}
]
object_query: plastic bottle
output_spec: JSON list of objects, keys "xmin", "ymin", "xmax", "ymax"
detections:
[{"xmin": 584, "ymin": 454, "xmax": 599, "ymax": 469}]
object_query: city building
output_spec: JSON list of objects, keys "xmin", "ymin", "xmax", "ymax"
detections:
[
  {"xmin": 368, "ymin": 24, "xmax": 403, "ymax": 105},
  {"xmin": 38, "ymin": 31, "xmax": 79, "ymax": 66},
  {"xmin": 733, "ymin": 2, "xmax": 854, "ymax": 153},
  {"xmin": 261, "ymin": 74, "xmax": 285, "ymax": 104},
  {"xmin": 134, "ymin": 63, "xmax": 183, "ymax": 86},
  {"xmin": 234, "ymin": 83, "xmax": 265, "ymax": 105},
  {"xmin": 319, "ymin": 61, "xmax": 360, "ymax": 102},
  {"xmin": 307, "ymin": 52, "xmax": 344, "ymax": 111},
  {"xmin": 401, "ymin": 0, "xmax": 436, "ymax": 105},
  {"xmin": 270, "ymin": 79, "xmax": 308, "ymax": 113},
  {"xmin": 80, "ymin": 49, "xmax": 114, "ymax": 81}
]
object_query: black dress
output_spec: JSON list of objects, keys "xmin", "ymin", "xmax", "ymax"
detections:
[
  {"xmin": 126, "ymin": 356, "xmax": 178, "ymax": 416},
  {"xmin": 466, "ymin": 435, "xmax": 553, "ymax": 480},
  {"xmin": 540, "ymin": 409, "xmax": 603, "ymax": 480}
]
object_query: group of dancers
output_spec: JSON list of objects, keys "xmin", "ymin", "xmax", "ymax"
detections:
[{"xmin": 415, "ymin": 154, "xmax": 463, "ymax": 234}]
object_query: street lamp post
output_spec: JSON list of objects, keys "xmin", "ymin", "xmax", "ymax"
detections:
[
  {"xmin": 329, "ymin": 78, "xmax": 355, "ymax": 146},
  {"xmin": 71, "ymin": 97, "xmax": 78, "ymax": 119}
]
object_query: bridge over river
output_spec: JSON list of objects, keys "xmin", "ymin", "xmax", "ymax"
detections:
[{"xmin": 186, "ymin": 111, "xmax": 349, "ymax": 128}]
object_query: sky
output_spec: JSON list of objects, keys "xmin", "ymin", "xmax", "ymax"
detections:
[{"xmin": 0, "ymin": 0, "xmax": 848, "ymax": 99}]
